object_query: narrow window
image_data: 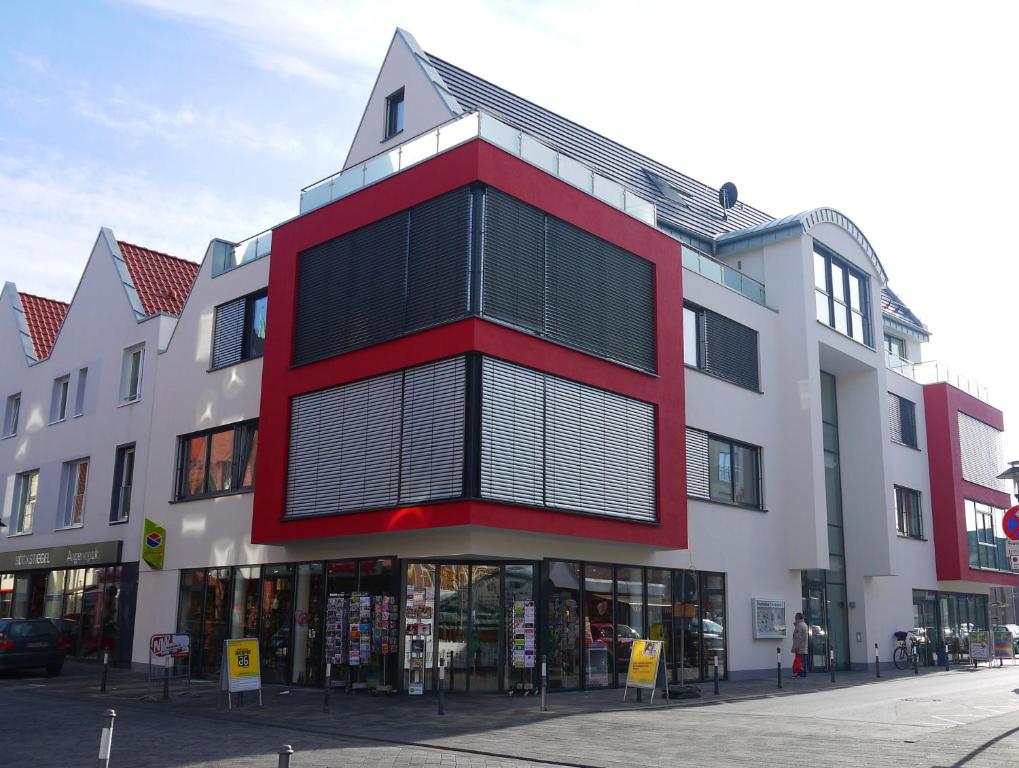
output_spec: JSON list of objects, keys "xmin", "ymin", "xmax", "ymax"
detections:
[
  {"xmin": 74, "ymin": 367, "xmax": 88, "ymax": 416},
  {"xmin": 385, "ymin": 88, "xmax": 405, "ymax": 139},
  {"xmin": 889, "ymin": 393, "xmax": 918, "ymax": 448},
  {"xmin": 11, "ymin": 470, "xmax": 39, "ymax": 534},
  {"xmin": 121, "ymin": 345, "xmax": 144, "ymax": 403},
  {"xmin": 51, "ymin": 376, "xmax": 69, "ymax": 422},
  {"xmin": 245, "ymin": 293, "xmax": 267, "ymax": 359},
  {"xmin": 683, "ymin": 305, "xmax": 700, "ymax": 367},
  {"xmin": 59, "ymin": 459, "xmax": 89, "ymax": 528},
  {"xmin": 3, "ymin": 394, "xmax": 19, "ymax": 437},
  {"xmin": 110, "ymin": 444, "xmax": 135, "ymax": 523},
  {"xmin": 894, "ymin": 486, "xmax": 922, "ymax": 538}
]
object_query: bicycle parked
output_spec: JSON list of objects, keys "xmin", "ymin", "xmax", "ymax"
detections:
[{"xmin": 892, "ymin": 628, "xmax": 927, "ymax": 669}]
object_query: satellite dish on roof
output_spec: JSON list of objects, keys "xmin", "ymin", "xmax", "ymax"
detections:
[{"xmin": 719, "ymin": 182, "xmax": 738, "ymax": 211}]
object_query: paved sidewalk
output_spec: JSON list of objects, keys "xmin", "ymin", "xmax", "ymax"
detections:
[{"xmin": 2, "ymin": 660, "xmax": 1018, "ymax": 767}]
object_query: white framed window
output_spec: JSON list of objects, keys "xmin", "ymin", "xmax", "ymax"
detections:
[
  {"xmin": 11, "ymin": 470, "xmax": 39, "ymax": 534},
  {"xmin": 50, "ymin": 375, "xmax": 69, "ymax": 422},
  {"xmin": 74, "ymin": 367, "xmax": 88, "ymax": 417},
  {"xmin": 120, "ymin": 344, "xmax": 144, "ymax": 403},
  {"xmin": 2, "ymin": 394, "xmax": 19, "ymax": 437},
  {"xmin": 110, "ymin": 444, "xmax": 135, "ymax": 523},
  {"xmin": 58, "ymin": 458, "xmax": 89, "ymax": 528}
]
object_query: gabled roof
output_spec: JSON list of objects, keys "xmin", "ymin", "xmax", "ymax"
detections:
[
  {"xmin": 881, "ymin": 286, "xmax": 928, "ymax": 338},
  {"xmin": 424, "ymin": 49, "xmax": 921, "ymax": 331},
  {"xmin": 117, "ymin": 241, "xmax": 199, "ymax": 317},
  {"xmin": 18, "ymin": 292, "xmax": 68, "ymax": 360}
]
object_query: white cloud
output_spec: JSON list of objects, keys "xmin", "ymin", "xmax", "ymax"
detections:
[
  {"xmin": 12, "ymin": 50, "xmax": 47, "ymax": 73},
  {"xmin": 0, "ymin": 152, "xmax": 292, "ymax": 300}
]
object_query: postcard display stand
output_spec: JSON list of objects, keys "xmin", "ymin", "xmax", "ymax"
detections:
[
  {"xmin": 509, "ymin": 600, "xmax": 536, "ymax": 694},
  {"xmin": 325, "ymin": 593, "xmax": 399, "ymax": 693},
  {"xmin": 404, "ymin": 586, "xmax": 435, "ymax": 695}
]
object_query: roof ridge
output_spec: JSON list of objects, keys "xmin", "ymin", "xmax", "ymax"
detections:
[{"xmin": 117, "ymin": 240, "xmax": 199, "ymax": 267}]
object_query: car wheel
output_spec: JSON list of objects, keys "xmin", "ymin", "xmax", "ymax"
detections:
[{"xmin": 46, "ymin": 664, "xmax": 62, "ymax": 676}]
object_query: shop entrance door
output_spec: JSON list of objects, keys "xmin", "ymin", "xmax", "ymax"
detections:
[{"xmin": 802, "ymin": 574, "xmax": 828, "ymax": 673}]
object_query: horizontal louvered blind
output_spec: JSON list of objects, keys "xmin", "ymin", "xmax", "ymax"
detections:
[
  {"xmin": 480, "ymin": 357, "xmax": 656, "ymax": 522},
  {"xmin": 702, "ymin": 309, "xmax": 759, "ymax": 390},
  {"xmin": 292, "ymin": 188, "xmax": 471, "ymax": 366},
  {"xmin": 211, "ymin": 297, "xmax": 245, "ymax": 369},
  {"xmin": 686, "ymin": 428, "xmax": 710, "ymax": 499},
  {"xmin": 286, "ymin": 357, "xmax": 465, "ymax": 517},
  {"xmin": 958, "ymin": 412, "xmax": 1007, "ymax": 491},
  {"xmin": 888, "ymin": 393, "xmax": 903, "ymax": 443},
  {"xmin": 482, "ymin": 190, "xmax": 656, "ymax": 373}
]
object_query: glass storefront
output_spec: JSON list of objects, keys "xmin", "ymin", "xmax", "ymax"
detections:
[
  {"xmin": 176, "ymin": 557, "xmax": 727, "ymax": 691},
  {"xmin": 0, "ymin": 563, "xmax": 136, "ymax": 664},
  {"xmin": 912, "ymin": 589, "xmax": 990, "ymax": 664}
]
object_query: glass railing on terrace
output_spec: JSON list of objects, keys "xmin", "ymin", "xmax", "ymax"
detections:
[
  {"xmin": 681, "ymin": 244, "xmax": 766, "ymax": 305},
  {"xmin": 210, "ymin": 230, "xmax": 272, "ymax": 278},
  {"xmin": 299, "ymin": 111, "xmax": 657, "ymax": 226},
  {"xmin": 887, "ymin": 355, "xmax": 991, "ymax": 403}
]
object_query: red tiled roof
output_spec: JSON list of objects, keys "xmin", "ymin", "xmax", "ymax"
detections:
[
  {"xmin": 118, "ymin": 241, "xmax": 199, "ymax": 317},
  {"xmin": 19, "ymin": 292, "xmax": 69, "ymax": 360}
]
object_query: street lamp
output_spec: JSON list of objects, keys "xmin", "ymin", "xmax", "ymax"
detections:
[{"xmin": 998, "ymin": 460, "xmax": 1019, "ymax": 503}]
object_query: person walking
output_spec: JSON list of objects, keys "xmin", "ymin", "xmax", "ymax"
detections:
[{"xmin": 792, "ymin": 613, "xmax": 809, "ymax": 677}]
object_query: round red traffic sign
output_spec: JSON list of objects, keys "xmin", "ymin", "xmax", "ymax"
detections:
[{"xmin": 1003, "ymin": 506, "xmax": 1019, "ymax": 541}]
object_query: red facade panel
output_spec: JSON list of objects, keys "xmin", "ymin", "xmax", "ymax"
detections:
[
  {"xmin": 923, "ymin": 382, "xmax": 1016, "ymax": 585},
  {"xmin": 253, "ymin": 139, "xmax": 686, "ymax": 548}
]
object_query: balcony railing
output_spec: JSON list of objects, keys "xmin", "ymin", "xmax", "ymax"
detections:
[
  {"xmin": 681, "ymin": 244, "xmax": 766, "ymax": 305},
  {"xmin": 887, "ymin": 355, "xmax": 991, "ymax": 403},
  {"xmin": 299, "ymin": 111, "xmax": 657, "ymax": 226},
  {"xmin": 210, "ymin": 230, "xmax": 272, "ymax": 278}
]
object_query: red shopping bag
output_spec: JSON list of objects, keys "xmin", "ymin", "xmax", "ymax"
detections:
[{"xmin": 792, "ymin": 654, "xmax": 803, "ymax": 675}]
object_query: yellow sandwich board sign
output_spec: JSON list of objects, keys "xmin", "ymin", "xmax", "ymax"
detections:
[
  {"xmin": 221, "ymin": 638, "xmax": 262, "ymax": 707},
  {"xmin": 624, "ymin": 639, "xmax": 666, "ymax": 703}
]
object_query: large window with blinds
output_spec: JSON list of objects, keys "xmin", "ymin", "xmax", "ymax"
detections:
[
  {"xmin": 686, "ymin": 427, "xmax": 762, "ymax": 509},
  {"xmin": 291, "ymin": 186, "xmax": 657, "ymax": 374},
  {"xmin": 683, "ymin": 303, "xmax": 759, "ymax": 390},
  {"xmin": 285, "ymin": 358, "xmax": 465, "ymax": 517},
  {"xmin": 292, "ymin": 189, "xmax": 473, "ymax": 366},
  {"xmin": 482, "ymin": 189, "xmax": 656, "ymax": 373},
  {"xmin": 958, "ymin": 413, "xmax": 1007, "ymax": 491},
  {"xmin": 480, "ymin": 358, "xmax": 656, "ymax": 522}
]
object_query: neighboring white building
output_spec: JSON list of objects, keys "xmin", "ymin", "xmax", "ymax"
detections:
[
  {"xmin": 2, "ymin": 29, "xmax": 1014, "ymax": 690},
  {"xmin": 0, "ymin": 229, "xmax": 197, "ymax": 663}
]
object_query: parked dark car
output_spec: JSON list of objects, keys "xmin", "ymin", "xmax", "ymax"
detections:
[{"xmin": 0, "ymin": 619, "xmax": 66, "ymax": 675}]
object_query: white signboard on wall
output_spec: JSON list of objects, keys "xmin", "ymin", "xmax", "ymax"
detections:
[
  {"xmin": 752, "ymin": 598, "xmax": 787, "ymax": 639},
  {"xmin": 1007, "ymin": 540, "xmax": 1019, "ymax": 571}
]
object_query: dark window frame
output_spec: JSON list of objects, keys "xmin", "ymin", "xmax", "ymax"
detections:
[
  {"xmin": 110, "ymin": 443, "xmax": 136, "ymax": 524},
  {"xmin": 682, "ymin": 301, "xmax": 759, "ymax": 391},
  {"xmin": 210, "ymin": 289, "xmax": 267, "ymax": 370},
  {"xmin": 894, "ymin": 485, "xmax": 923, "ymax": 539},
  {"xmin": 890, "ymin": 393, "xmax": 919, "ymax": 449},
  {"xmin": 384, "ymin": 87, "xmax": 405, "ymax": 140},
  {"xmin": 813, "ymin": 245, "xmax": 872, "ymax": 347},
  {"xmin": 688, "ymin": 428, "xmax": 763, "ymax": 509},
  {"xmin": 174, "ymin": 419, "xmax": 258, "ymax": 501}
]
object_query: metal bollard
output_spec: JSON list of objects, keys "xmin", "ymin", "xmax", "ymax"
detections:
[
  {"xmin": 945, "ymin": 642, "xmax": 950, "ymax": 672},
  {"xmin": 914, "ymin": 646, "xmax": 919, "ymax": 675},
  {"xmin": 540, "ymin": 654, "xmax": 548, "ymax": 712},
  {"xmin": 438, "ymin": 657, "xmax": 446, "ymax": 715},
  {"xmin": 829, "ymin": 649, "xmax": 835, "ymax": 683},
  {"xmin": 277, "ymin": 744, "xmax": 294, "ymax": 768},
  {"xmin": 96, "ymin": 709, "xmax": 116, "ymax": 768},
  {"xmin": 101, "ymin": 651, "xmax": 109, "ymax": 693},
  {"xmin": 713, "ymin": 655, "xmax": 719, "ymax": 695},
  {"xmin": 776, "ymin": 647, "xmax": 782, "ymax": 689},
  {"xmin": 323, "ymin": 662, "xmax": 330, "ymax": 713},
  {"xmin": 874, "ymin": 643, "xmax": 880, "ymax": 678}
]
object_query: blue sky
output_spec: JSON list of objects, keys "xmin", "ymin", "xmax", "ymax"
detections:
[{"xmin": 2, "ymin": 0, "xmax": 1017, "ymax": 457}]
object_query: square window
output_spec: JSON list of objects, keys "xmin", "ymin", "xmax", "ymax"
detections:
[
  {"xmin": 3, "ymin": 394, "xmax": 19, "ymax": 437},
  {"xmin": 385, "ymin": 88, "xmax": 405, "ymax": 139}
]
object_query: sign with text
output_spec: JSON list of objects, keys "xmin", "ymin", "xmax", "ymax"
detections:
[
  {"xmin": 752, "ymin": 598, "xmax": 787, "ymax": 639},
  {"xmin": 142, "ymin": 519, "xmax": 166, "ymax": 570},
  {"xmin": 150, "ymin": 634, "xmax": 190, "ymax": 667},
  {"xmin": 993, "ymin": 629, "xmax": 1014, "ymax": 660},
  {"xmin": 222, "ymin": 638, "xmax": 261, "ymax": 693},
  {"xmin": 1007, "ymin": 540, "xmax": 1019, "ymax": 571},
  {"xmin": 970, "ymin": 630, "xmax": 989, "ymax": 661},
  {"xmin": 626, "ymin": 639, "xmax": 663, "ymax": 690},
  {"xmin": 0, "ymin": 540, "xmax": 122, "ymax": 572}
]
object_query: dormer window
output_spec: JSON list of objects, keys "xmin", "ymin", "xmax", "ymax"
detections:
[{"xmin": 385, "ymin": 88, "xmax": 404, "ymax": 139}]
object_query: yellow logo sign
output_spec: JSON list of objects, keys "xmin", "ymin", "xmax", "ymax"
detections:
[
  {"xmin": 224, "ymin": 638, "xmax": 261, "ymax": 692},
  {"xmin": 626, "ymin": 639, "xmax": 662, "ymax": 689}
]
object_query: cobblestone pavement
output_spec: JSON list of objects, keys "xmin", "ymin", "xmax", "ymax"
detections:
[{"xmin": 2, "ymin": 661, "xmax": 1018, "ymax": 767}]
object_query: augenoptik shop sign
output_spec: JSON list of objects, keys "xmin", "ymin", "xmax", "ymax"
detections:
[{"xmin": 0, "ymin": 541, "xmax": 122, "ymax": 572}]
